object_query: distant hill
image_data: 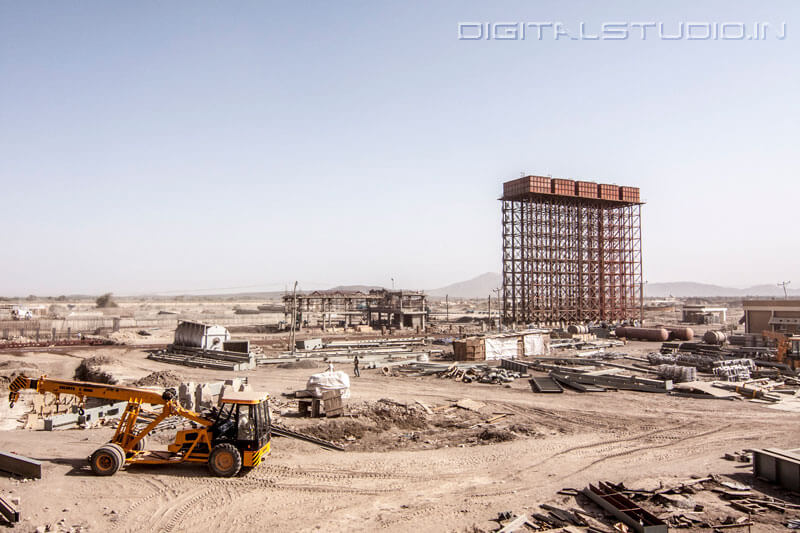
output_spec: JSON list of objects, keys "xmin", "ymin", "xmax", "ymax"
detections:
[
  {"xmin": 645, "ymin": 282, "xmax": 800, "ymax": 298},
  {"xmin": 425, "ymin": 274, "xmax": 799, "ymax": 299},
  {"xmin": 428, "ymin": 272, "xmax": 502, "ymax": 299}
]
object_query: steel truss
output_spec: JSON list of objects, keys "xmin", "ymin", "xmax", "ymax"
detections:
[{"xmin": 502, "ymin": 195, "xmax": 642, "ymax": 325}]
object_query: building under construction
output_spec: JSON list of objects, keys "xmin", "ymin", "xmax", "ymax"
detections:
[
  {"xmin": 501, "ymin": 176, "xmax": 643, "ymax": 325},
  {"xmin": 283, "ymin": 289, "xmax": 427, "ymax": 331}
]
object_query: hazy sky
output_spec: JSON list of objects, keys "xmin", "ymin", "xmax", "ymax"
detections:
[{"xmin": 1, "ymin": 1, "xmax": 797, "ymax": 296}]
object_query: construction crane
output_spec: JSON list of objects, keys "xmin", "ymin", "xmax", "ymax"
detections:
[
  {"xmin": 762, "ymin": 330, "xmax": 800, "ymax": 370},
  {"xmin": 7, "ymin": 375, "xmax": 271, "ymax": 477}
]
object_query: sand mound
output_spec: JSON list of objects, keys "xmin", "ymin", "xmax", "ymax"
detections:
[{"xmin": 133, "ymin": 370, "xmax": 184, "ymax": 388}]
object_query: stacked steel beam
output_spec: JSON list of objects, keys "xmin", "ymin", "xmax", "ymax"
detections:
[{"xmin": 501, "ymin": 176, "xmax": 643, "ymax": 325}]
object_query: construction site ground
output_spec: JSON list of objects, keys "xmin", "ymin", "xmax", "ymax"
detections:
[{"xmin": 1, "ymin": 339, "xmax": 799, "ymax": 532}]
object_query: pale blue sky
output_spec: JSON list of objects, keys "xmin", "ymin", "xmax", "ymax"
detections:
[{"xmin": 1, "ymin": 1, "xmax": 797, "ymax": 295}]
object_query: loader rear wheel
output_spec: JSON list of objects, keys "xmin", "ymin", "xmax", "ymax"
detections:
[
  {"xmin": 208, "ymin": 443, "xmax": 242, "ymax": 477},
  {"xmin": 132, "ymin": 436, "xmax": 147, "ymax": 452},
  {"xmin": 106, "ymin": 443, "xmax": 126, "ymax": 470},
  {"xmin": 90, "ymin": 445, "xmax": 121, "ymax": 476}
]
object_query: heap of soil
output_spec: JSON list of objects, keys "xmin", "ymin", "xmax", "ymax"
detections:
[
  {"xmin": 74, "ymin": 355, "xmax": 120, "ymax": 384},
  {"xmin": 295, "ymin": 399, "xmax": 539, "ymax": 452},
  {"xmin": 133, "ymin": 370, "xmax": 184, "ymax": 388}
]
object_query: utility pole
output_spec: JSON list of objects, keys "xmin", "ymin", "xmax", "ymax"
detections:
[
  {"xmin": 778, "ymin": 281, "xmax": 791, "ymax": 299},
  {"xmin": 492, "ymin": 288, "xmax": 501, "ymax": 331},
  {"xmin": 445, "ymin": 294, "xmax": 449, "ymax": 322},
  {"xmin": 487, "ymin": 295, "xmax": 491, "ymax": 332},
  {"xmin": 289, "ymin": 281, "xmax": 298, "ymax": 354}
]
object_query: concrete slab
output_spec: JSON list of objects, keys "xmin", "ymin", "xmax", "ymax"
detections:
[{"xmin": 0, "ymin": 451, "xmax": 43, "ymax": 479}]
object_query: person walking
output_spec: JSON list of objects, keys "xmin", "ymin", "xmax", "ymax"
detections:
[{"xmin": 353, "ymin": 355, "xmax": 360, "ymax": 378}]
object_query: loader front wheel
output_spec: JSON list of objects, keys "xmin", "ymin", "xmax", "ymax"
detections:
[
  {"xmin": 209, "ymin": 443, "xmax": 242, "ymax": 477},
  {"xmin": 90, "ymin": 445, "xmax": 121, "ymax": 476}
]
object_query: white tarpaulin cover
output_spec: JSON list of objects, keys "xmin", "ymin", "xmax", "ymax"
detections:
[
  {"xmin": 484, "ymin": 337, "xmax": 518, "ymax": 360},
  {"xmin": 523, "ymin": 334, "xmax": 549, "ymax": 356},
  {"xmin": 306, "ymin": 370, "xmax": 351, "ymax": 399}
]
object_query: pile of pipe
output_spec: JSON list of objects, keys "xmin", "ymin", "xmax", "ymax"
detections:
[
  {"xmin": 675, "ymin": 352, "xmax": 723, "ymax": 372},
  {"xmin": 656, "ymin": 364, "xmax": 697, "ymax": 383},
  {"xmin": 648, "ymin": 353, "xmax": 676, "ymax": 365},
  {"xmin": 467, "ymin": 368, "xmax": 521, "ymax": 384},
  {"xmin": 712, "ymin": 359, "xmax": 756, "ymax": 381},
  {"xmin": 438, "ymin": 364, "xmax": 521, "ymax": 384}
]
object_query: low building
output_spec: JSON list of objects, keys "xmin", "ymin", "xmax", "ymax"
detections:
[
  {"xmin": 681, "ymin": 304, "xmax": 727, "ymax": 325},
  {"xmin": 743, "ymin": 299, "xmax": 800, "ymax": 335},
  {"xmin": 453, "ymin": 330, "xmax": 550, "ymax": 361}
]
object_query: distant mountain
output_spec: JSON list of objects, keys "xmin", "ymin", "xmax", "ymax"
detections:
[
  {"xmin": 425, "ymin": 275, "xmax": 799, "ymax": 299},
  {"xmin": 645, "ymin": 282, "xmax": 800, "ymax": 298},
  {"xmin": 428, "ymin": 272, "xmax": 502, "ymax": 299}
]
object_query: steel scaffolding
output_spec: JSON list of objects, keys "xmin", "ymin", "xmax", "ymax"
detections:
[{"xmin": 501, "ymin": 188, "xmax": 642, "ymax": 325}]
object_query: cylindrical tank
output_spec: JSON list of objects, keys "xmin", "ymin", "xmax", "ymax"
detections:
[
  {"xmin": 703, "ymin": 330, "xmax": 727, "ymax": 345},
  {"xmin": 567, "ymin": 324, "xmax": 589, "ymax": 334},
  {"xmin": 665, "ymin": 326, "xmax": 694, "ymax": 341},
  {"xmin": 615, "ymin": 326, "xmax": 669, "ymax": 342}
]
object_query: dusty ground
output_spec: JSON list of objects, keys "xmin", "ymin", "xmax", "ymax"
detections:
[{"xmin": 1, "ymin": 337, "xmax": 798, "ymax": 533}]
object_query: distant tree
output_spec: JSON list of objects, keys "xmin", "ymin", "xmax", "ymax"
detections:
[
  {"xmin": 55, "ymin": 295, "xmax": 67, "ymax": 301},
  {"xmin": 96, "ymin": 293, "xmax": 118, "ymax": 308},
  {"xmin": 26, "ymin": 294, "xmax": 36, "ymax": 301}
]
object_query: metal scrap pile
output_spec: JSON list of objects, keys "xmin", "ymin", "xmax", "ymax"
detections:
[
  {"xmin": 648, "ymin": 352, "xmax": 676, "ymax": 365},
  {"xmin": 657, "ymin": 364, "xmax": 697, "ymax": 382},
  {"xmin": 712, "ymin": 359, "xmax": 757, "ymax": 381},
  {"xmin": 394, "ymin": 362, "xmax": 522, "ymax": 384},
  {"xmin": 443, "ymin": 365, "xmax": 521, "ymax": 384}
]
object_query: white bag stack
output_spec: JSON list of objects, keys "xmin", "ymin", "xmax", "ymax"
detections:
[{"xmin": 306, "ymin": 371, "xmax": 351, "ymax": 399}]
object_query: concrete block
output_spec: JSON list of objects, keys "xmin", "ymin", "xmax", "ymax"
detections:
[
  {"xmin": 179, "ymin": 382, "xmax": 195, "ymax": 410},
  {"xmin": 0, "ymin": 451, "xmax": 42, "ymax": 479},
  {"xmin": 196, "ymin": 385, "xmax": 216, "ymax": 409},
  {"xmin": 206, "ymin": 381, "xmax": 224, "ymax": 395}
]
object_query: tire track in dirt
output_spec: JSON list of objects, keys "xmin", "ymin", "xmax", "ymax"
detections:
[
  {"xmin": 522, "ymin": 421, "xmax": 695, "ymax": 470},
  {"xmin": 565, "ymin": 423, "xmax": 732, "ymax": 478}
]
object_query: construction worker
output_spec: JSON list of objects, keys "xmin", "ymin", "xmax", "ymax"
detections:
[{"xmin": 353, "ymin": 355, "xmax": 360, "ymax": 378}]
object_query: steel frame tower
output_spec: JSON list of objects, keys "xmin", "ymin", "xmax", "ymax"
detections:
[{"xmin": 501, "ymin": 177, "xmax": 643, "ymax": 325}]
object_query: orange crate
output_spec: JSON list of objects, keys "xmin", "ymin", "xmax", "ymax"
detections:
[
  {"xmin": 551, "ymin": 178, "xmax": 575, "ymax": 196},
  {"xmin": 619, "ymin": 186, "xmax": 640, "ymax": 202},
  {"xmin": 575, "ymin": 181, "xmax": 598, "ymax": 198},
  {"xmin": 598, "ymin": 183, "xmax": 619, "ymax": 200},
  {"xmin": 528, "ymin": 175, "xmax": 551, "ymax": 194}
]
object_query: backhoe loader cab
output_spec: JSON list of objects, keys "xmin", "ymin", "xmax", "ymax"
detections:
[
  {"xmin": 208, "ymin": 391, "xmax": 271, "ymax": 475},
  {"xmin": 169, "ymin": 391, "xmax": 272, "ymax": 477}
]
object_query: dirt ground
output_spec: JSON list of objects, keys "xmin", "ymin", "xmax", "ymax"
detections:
[{"xmin": 1, "ymin": 336, "xmax": 799, "ymax": 533}]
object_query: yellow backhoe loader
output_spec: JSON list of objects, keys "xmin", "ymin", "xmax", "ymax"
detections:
[
  {"xmin": 762, "ymin": 330, "xmax": 800, "ymax": 370},
  {"xmin": 8, "ymin": 375, "xmax": 271, "ymax": 477}
]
